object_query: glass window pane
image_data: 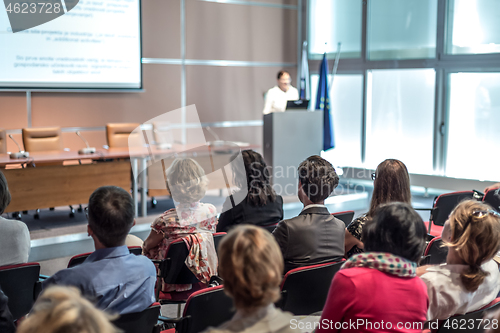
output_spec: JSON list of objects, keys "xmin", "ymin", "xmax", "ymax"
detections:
[
  {"xmin": 308, "ymin": 0, "xmax": 362, "ymax": 58},
  {"xmin": 310, "ymin": 74, "xmax": 363, "ymax": 167},
  {"xmin": 365, "ymin": 69, "xmax": 436, "ymax": 174},
  {"xmin": 446, "ymin": 73, "xmax": 500, "ymax": 181},
  {"xmin": 447, "ymin": 0, "xmax": 500, "ymax": 54},
  {"xmin": 368, "ymin": 0, "xmax": 438, "ymax": 60}
]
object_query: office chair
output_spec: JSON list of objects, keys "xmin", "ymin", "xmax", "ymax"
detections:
[
  {"xmin": 105, "ymin": 123, "xmax": 140, "ymax": 148},
  {"xmin": 425, "ymin": 191, "xmax": 476, "ymax": 236},
  {"xmin": 0, "ymin": 129, "xmax": 6, "ymax": 154}
]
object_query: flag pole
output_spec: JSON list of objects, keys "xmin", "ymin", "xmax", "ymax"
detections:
[{"xmin": 329, "ymin": 42, "xmax": 342, "ymax": 90}]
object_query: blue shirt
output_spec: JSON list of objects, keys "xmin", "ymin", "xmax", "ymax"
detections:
[{"xmin": 43, "ymin": 246, "xmax": 156, "ymax": 314}]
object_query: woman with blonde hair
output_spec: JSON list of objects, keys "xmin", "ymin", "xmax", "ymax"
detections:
[
  {"xmin": 419, "ymin": 200, "xmax": 500, "ymax": 320},
  {"xmin": 17, "ymin": 286, "xmax": 118, "ymax": 333},
  {"xmin": 142, "ymin": 158, "xmax": 218, "ymax": 292},
  {"xmin": 204, "ymin": 225, "xmax": 295, "ymax": 333}
]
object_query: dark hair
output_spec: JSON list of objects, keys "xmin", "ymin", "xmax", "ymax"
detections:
[
  {"xmin": 368, "ymin": 159, "xmax": 411, "ymax": 217},
  {"xmin": 88, "ymin": 186, "xmax": 134, "ymax": 248},
  {"xmin": 298, "ymin": 155, "xmax": 339, "ymax": 203},
  {"xmin": 234, "ymin": 150, "xmax": 276, "ymax": 207},
  {"xmin": 363, "ymin": 202, "xmax": 426, "ymax": 263},
  {"xmin": 0, "ymin": 170, "xmax": 11, "ymax": 215},
  {"xmin": 277, "ymin": 70, "xmax": 290, "ymax": 80}
]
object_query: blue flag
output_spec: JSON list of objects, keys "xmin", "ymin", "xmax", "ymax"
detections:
[{"xmin": 315, "ymin": 52, "xmax": 335, "ymax": 151}]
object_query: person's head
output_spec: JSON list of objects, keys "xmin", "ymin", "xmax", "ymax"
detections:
[
  {"xmin": 368, "ymin": 159, "xmax": 411, "ymax": 217},
  {"xmin": 87, "ymin": 186, "xmax": 135, "ymax": 248},
  {"xmin": 277, "ymin": 70, "xmax": 291, "ymax": 92},
  {"xmin": 297, "ymin": 155, "xmax": 339, "ymax": 205},
  {"xmin": 363, "ymin": 202, "xmax": 426, "ymax": 263},
  {"xmin": 444, "ymin": 200, "xmax": 500, "ymax": 292},
  {"xmin": 233, "ymin": 150, "xmax": 276, "ymax": 206},
  {"xmin": 166, "ymin": 158, "xmax": 208, "ymax": 204},
  {"xmin": 17, "ymin": 286, "xmax": 118, "ymax": 333},
  {"xmin": 0, "ymin": 170, "xmax": 11, "ymax": 215},
  {"xmin": 218, "ymin": 225, "xmax": 283, "ymax": 315}
]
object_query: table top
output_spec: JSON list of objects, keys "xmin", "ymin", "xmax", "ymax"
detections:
[{"xmin": 0, "ymin": 143, "xmax": 258, "ymax": 166}]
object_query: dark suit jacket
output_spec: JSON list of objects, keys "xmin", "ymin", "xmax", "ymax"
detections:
[
  {"xmin": 272, "ymin": 206, "xmax": 345, "ymax": 273},
  {"xmin": 216, "ymin": 194, "xmax": 284, "ymax": 232}
]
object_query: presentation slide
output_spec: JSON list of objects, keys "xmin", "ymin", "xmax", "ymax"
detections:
[{"xmin": 0, "ymin": 0, "xmax": 142, "ymax": 89}]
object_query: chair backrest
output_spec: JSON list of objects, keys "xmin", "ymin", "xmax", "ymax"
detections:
[
  {"xmin": 177, "ymin": 285, "xmax": 235, "ymax": 333},
  {"xmin": 0, "ymin": 129, "xmax": 6, "ymax": 154},
  {"xmin": 112, "ymin": 303, "xmax": 161, "ymax": 333},
  {"xmin": 423, "ymin": 237, "xmax": 448, "ymax": 265},
  {"xmin": 68, "ymin": 247, "xmax": 143, "ymax": 268},
  {"xmin": 483, "ymin": 187, "xmax": 500, "ymax": 213},
  {"xmin": 160, "ymin": 239, "xmax": 200, "ymax": 285},
  {"xmin": 332, "ymin": 210, "xmax": 355, "ymax": 227},
  {"xmin": 436, "ymin": 297, "xmax": 500, "ymax": 333},
  {"xmin": 22, "ymin": 127, "xmax": 63, "ymax": 152},
  {"xmin": 261, "ymin": 223, "xmax": 278, "ymax": 233},
  {"xmin": 106, "ymin": 123, "xmax": 140, "ymax": 148},
  {"xmin": 0, "ymin": 263, "xmax": 40, "ymax": 320},
  {"xmin": 431, "ymin": 191, "xmax": 475, "ymax": 226},
  {"xmin": 279, "ymin": 260, "xmax": 344, "ymax": 315},
  {"xmin": 213, "ymin": 232, "xmax": 226, "ymax": 253}
]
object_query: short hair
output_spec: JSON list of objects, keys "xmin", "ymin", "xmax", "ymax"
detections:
[
  {"xmin": 277, "ymin": 70, "xmax": 290, "ymax": 80},
  {"xmin": 363, "ymin": 202, "xmax": 426, "ymax": 263},
  {"xmin": 218, "ymin": 225, "xmax": 283, "ymax": 314},
  {"xmin": 0, "ymin": 170, "xmax": 11, "ymax": 214},
  {"xmin": 368, "ymin": 159, "xmax": 411, "ymax": 217},
  {"xmin": 17, "ymin": 286, "xmax": 118, "ymax": 333},
  {"xmin": 166, "ymin": 158, "xmax": 208, "ymax": 204},
  {"xmin": 447, "ymin": 200, "xmax": 500, "ymax": 292},
  {"xmin": 298, "ymin": 155, "xmax": 339, "ymax": 203},
  {"xmin": 88, "ymin": 186, "xmax": 134, "ymax": 248}
]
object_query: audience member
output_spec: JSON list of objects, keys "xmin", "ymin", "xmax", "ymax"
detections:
[
  {"xmin": 217, "ymin": 150, "xmax": 283, "ymax": 232},
  {"xmin": 273, "ymin": 155, "xmax": 344, "ymax": 272},
  {"xmin": 142, "ymin": 158, "xmax": 218, "ymax": 292},
  {"xmin": 0, "ymin": 286, "xmax": 15, "ymax": 333},
  {"xmin": 204, "ymin": 225, "xmax": 296, "ymax": 333},
  {"xmin": 0, "ymin": 170, "xmax": 30, "ymax": 267},
  {"xmin": 318, "ymin": 202, "xmax": 428, "ymax": 333},
  {"xmin": 17, "ymin": 286, "xmax": 118, "ymax": 333},
  {"xmin": 42, "ymin": 186, "xmax": 156, "ymax": 315},
  {"xmin": 345, "ymin": 159, "xmax": 411, "ymax": 258},
  {"xmin": 418, "ymin": 200, "xmax": 500, "ymax": 320}
]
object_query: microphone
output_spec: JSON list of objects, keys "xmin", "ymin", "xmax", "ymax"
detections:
[
  {"xmin": 76, "ymin": 131, "xmax": 96, "ymax": 154},
  {"xmin": 206, "ymin": 126, "xmax": 225, "ymax": 147},
  {"xmin": 8, "ymin": 134, "xmax": 29, "ymax": 159}
]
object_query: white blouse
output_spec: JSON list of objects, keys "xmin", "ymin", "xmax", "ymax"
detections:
[{"xmin": 421, "ymin": 260, "xmax": 500, "ymax": 320}]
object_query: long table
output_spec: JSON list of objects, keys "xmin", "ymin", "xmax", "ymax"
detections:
[{"xmin": 0, "ymin": 143, "xmax": 255, "ymax": 218}]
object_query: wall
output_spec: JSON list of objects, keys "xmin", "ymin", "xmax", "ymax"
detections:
[{"xmin": 0, "ymin": 0, "xmax": 299, "ymax": 152}]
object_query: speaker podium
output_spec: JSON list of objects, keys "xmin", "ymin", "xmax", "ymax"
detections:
[{"xmin": 263, "ymin": 110, "xmax": 324, "ymax": 196}]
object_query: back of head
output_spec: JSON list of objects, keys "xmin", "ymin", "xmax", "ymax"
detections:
[
  {"xmin": 369, "ymin": 159, "xmax": 411, "ymax": 217},
  {"xmin": 17, "ymin": 286, "xmax": 118, "ymax": 333},
  {"xmin": 447, "ymin": 200, "xmax": 500, "ymax": 292},
  {"xmin": 363, "ymin": 202, "xmax": 426, "ymax": 263},
  {"xmin": 298, "ymin": 155, "xmax": 339, "ymax": 203},
  {"xmin": 0, "ymin": 170, "xmax": 11, "ymax": 215},
  {"xmin": 166, "ymin": 158, "xmax": 208, "ymax": 204},
  {"xmin": 88, "ymin": 186, "xmax": 134, "ymax": 248},
  {"xmin": 238, "ymin": 150, "xmax": 276, "ymax": 206},
  {"xmin": 218, "ymin": 225, "xmax": 283, "ymax": 314}
]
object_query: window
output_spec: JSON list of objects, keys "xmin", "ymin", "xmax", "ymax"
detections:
[
  {"xmin": 447, "ymin": 0, "xmax": 500, "ymax": 55},
  {"xmin": 308, "ymin": 0, "xmax": 362, "ymax": 58},
  {"xmin": 310, "ymin": 74, "xmax": 363, "ymax": 167},
  {"xmin": 445, "ymin": 73, "xmax": 500, "ymax": 181},
  {"xmin": 368, "ymin": 0, "xmax": 438, "ymax": 60},
  {"xmin": 365, "ymin": 69, "xmax": 436, "ymax": 174}
]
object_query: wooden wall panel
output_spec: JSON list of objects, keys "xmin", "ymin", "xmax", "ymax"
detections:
[
  {"xmin": 0, "ymin": 93, "xmax": 28, "ymax": 130},
  {"xmin": 186, "ymin": 1, "xmax": 297, "ymax": 63},
  {"xmin": 142, "ymin": 0, "xmax": 181, "ymax": 59},
  {"xmin": 31, "ymin": 64, "xmax": 182, "ymax": 128}
]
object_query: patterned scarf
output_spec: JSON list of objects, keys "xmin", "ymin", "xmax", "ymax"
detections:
[{"xmin": 342, "ymin": 252, "xmax": 417, "ymax": 278}]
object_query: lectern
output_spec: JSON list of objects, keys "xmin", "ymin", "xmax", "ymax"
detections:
[{"xmin": 263, "ymin": 110, "xmax": 324, "ymax": 196}]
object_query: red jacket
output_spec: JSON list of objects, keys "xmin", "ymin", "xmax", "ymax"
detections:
[{"xmin": 317, "ymin": 267, "xmax": 428, "ymax": 333}]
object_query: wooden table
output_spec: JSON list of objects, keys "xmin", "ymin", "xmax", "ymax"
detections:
[{"xmin": 0, "ymin": 143, "xmax": 257, "ymax": 217}]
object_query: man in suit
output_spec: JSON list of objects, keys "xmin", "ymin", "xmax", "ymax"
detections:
[
  {"xmin": 273, "ymin": 155, "xmax": 345, "ymax": 272},
  {"xmin": 43, "ymin": 186, "xmax": 156, "ymax": 315}
]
